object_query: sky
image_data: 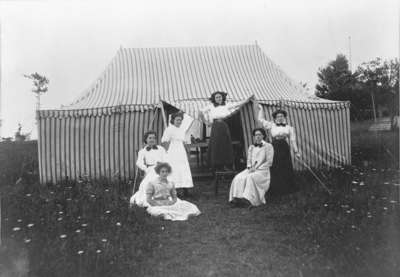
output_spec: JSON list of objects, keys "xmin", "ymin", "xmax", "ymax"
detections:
[{"xmin": 0, "ymin": 0, "xmax": 398, "ymax": 138}]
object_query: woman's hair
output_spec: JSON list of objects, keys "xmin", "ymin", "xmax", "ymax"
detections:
[
  {"xmin": 252, "ymin": 128, "xmax": 267, "ymax": 139},
  {"xmin": 143, "ymin": 130, "xmax": 157, "ymax": 144},
  {"xmin": 154, "ymin": 162, "xmax": 172, "ymax": 174},
  {"xmin": 170, "ymin": 111, "xmax": 184, "ymax": 124},
  {"xmin": 272, "ymin": 109, "xmax": 288, "ymax": 119},
  {"xmin": 209, "ymin": 91, "xmax": 227, "ymax": 106}
]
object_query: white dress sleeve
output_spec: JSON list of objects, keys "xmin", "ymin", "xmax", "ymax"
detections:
[
  {"xmin": 200, "ymin": 104, "xmax": 213, "ymax": 122},
  {"xmin": 136, "ymin": 149, "xmax": 147, "ymax": 171},
  {"xmin": 289, "ymin": 126, "xmax": 299, "ymax": 153},
  {"xmin": 257, "ymin": 108, "xmax": 274, "ymax": 130},
  {"xmin": 161, "ymin": 126, "xmax": 171, "ymax": 143},
  {"xmin": 226, "ymin": 101, "xmax": 240, "ymax": 112},
  {"xmin": 265, "ymin": 143, "xmax": 274, "ymax": 167},
  {"xmin": 159, "ymin": 146, "xmax": 167, "ymax": 162},
  {"xmin": 181, "ymin": 114, "xmax": 194, "ymax": 132},
  {"xmin": 200, "ymin": 104, "xmax": 212, "ymax": 114},
  {"xmin": 247, "ymin": 146, "xmax": 253, "ymax": 168}
]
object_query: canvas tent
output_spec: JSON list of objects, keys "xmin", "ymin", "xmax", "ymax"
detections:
[{"xmin": 37, "ymin": 45, "xmax": 351, "ymax": 184}]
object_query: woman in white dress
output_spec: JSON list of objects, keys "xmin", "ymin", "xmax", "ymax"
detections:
[
  {"xmin": 229, "ymin": 128, "xmax": 274, "ymax": 207},
  {"xmin": 146, "ymin": 162, "xmax": 201, "ymax": 221},
  {"xmin": 130, "ymin": 130, "xmax": 167, "ymax": 207},
  {"xmin": 161, "ymin": 112, "xmax": 193, "ymax": 197}
]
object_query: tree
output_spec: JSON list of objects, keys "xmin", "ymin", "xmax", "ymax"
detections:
[
  {"xmin": 23, "ymin": 72, "xmax": 49, "ymax": 111},
  {"xmin": 355, "ymin": 58, "xmax": 399, "ymax": 122},
  {"xmin": 315, "ymin": 54, "xmax": 356, "ymax": 101},
  {"xmin": 315, "ymin": 54, "xmax": 364, "ymax": 120},
  {"xmin": 315, "ymin": 54, "xmax": 399, "ymax": 122}
]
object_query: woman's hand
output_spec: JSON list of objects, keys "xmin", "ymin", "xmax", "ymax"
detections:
[
  {"xmin": 161, "ymin": 141, "xmax": 170, "ymax": 151},
  {"xmin": 252, "ymin": 99, "xmax": 261, "ymax": 110},
  {"xmin": 294, "ymin": 151, "xmax": 301, "ymax": 159},
  {"xmin": 151, "ymin": 199, "xmax": 171, "ymax": 206},
  {"xmin": 147, "ymin": 199, "xmax": 158, "ymax": 206},
  {"xmin": 167, "ymin": 198, "xmax": 177, "ymax": 206},
  {"xmin": 156, "ymin": 199, "xmax": 175, "ymax": 206}
]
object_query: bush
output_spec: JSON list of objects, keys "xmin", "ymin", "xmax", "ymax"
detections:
[{"xmin": 0, "ymin": 141, "xmax": 38, "ymax": 188}]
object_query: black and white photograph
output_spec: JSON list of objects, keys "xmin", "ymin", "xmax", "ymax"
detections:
[{"xmin": 0, "ymin": 0, "xmax": 399, "ymax": 276}]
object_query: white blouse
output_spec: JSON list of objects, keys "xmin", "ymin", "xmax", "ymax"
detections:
[
  {"xmin": 161, "ymin": 125, "xmax": 186, "ymax": 143},
  {"xmin": 259, "ymin": 119, "xmax": 298, "ymax": 152},
  {"xmin": 200, "ymin": 99, "xmax": 248, "ymax": 122},
  {"xmin": 247, "ymin": 141, "xmax": 274, "ymax": 171},
  {"xmin": 206, "ymin": 104, "xmax": 235, "ymax": 120},
  {"xmin": 136, "ymin": 145, "xmax": 167, "ymax": 171}
]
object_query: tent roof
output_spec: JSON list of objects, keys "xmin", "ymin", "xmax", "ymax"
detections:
[
  {"xmin": 38, "ymin": 44, "xmax": 349, "ymax": 118},
  {"xmin": 64, "ymin": 44, "xmax": 342, "ymax": 109}
]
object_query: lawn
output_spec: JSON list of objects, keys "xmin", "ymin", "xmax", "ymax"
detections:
[{"xmin": 0, "ymin": 126, "xmax": 399, "ymax": 277}]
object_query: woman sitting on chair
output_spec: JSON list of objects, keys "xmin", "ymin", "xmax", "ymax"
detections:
[
  {"xmin": 130, "ymin": 130, "xmax": 167, "ymax": 207},
  {"xmin": 229, "ymin": 128, "xmax": 274, "ymax": 208}
]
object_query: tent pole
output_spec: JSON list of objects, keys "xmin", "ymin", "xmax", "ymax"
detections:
[
  {"xmin": 149, "ymin": 106, "xmax": 158, "ymax": 129},
  {"xmin": 159, "ymin": 101, "xmax": 167, "ymax": 128},
  {"xmin": 157, "ymin": 93, "xmax": 168, "ymax": 128},
  {"xmin": 295, "ymin": 156, "xmax": 332, "ymax": 194}
]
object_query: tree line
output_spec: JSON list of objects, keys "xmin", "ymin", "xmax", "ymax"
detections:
[{"xmin": 315, "ymin": 54, "xmax": 399, "ymax": 122}]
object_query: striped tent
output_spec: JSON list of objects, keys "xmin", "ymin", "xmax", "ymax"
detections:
[{"xmin": 37, "ymin": 44, "xmax": 351, "ymax": 184}]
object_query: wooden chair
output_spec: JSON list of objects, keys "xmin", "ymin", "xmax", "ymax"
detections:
[
  {"xmin": 132, "ymin": 148, "xmax": 146, "ymax": 193},
  {"xmin": 213, "ymin": 170, "xmax": 237, "ymax": 196}
]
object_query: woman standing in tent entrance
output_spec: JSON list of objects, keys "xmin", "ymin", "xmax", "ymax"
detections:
[
  {"xmin": 199, "ymin": 92, "xmax": 245, "ymax": 171},
  {"xmin": 161, "ymin": 112, "xmax": 194, "ymax": 197},
  {"xmin": 256, "ymin": 101, "xmax": 301, "ymax": 196}
]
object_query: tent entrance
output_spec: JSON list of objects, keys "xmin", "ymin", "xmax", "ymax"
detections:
[
  {"xmin": 224, "ymin": 111, "xmax": 246, "ymax": 170},
  {"xmin": 160, "ymin": 101, "xmax": 247, "ymax": 177}
]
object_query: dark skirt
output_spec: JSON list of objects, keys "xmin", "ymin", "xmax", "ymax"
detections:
[
  {"xmin": 208, "ymin": 120, "xmax": 234, "ymax": 169},
  {"xmin": 267, "ymin": 139, "xmax": 298, "ymax": 196}
]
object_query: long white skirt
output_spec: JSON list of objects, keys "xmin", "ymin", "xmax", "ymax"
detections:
[
  {"xmin": 130, "ymin": 166, "xmax": 159, "ymax": 207},
  {"xmin": 166, "ymin": 141, "xmax": 193, "ymax": 188},
  {"xmin": 146, "ymin": 199, "xmax": 201, "ymax": 221},
  {"xmin": 229, "ymin": 169, "xmax": 271, "ymax": 206}
]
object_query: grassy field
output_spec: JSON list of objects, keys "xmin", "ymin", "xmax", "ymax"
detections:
[{"xmin": 0, "ymin": 125, "xmax": 399, "ymax": 277}]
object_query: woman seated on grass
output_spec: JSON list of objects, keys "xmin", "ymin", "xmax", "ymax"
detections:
[{"xmin": 146, "ymin": 162, "xmax": 201, "ymax": 221}]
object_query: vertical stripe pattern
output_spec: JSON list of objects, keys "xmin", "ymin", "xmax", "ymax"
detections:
[
  {"xmin": 37, "ymin": 45, "xmax": 351, "ymax": 183},
  {"xmin": 38, "ymin": 109, "xmax": 165, "ymax": 183},
  {"xmin": 261, "ymin": 104, "xmax": 351, "ymax": 170}
]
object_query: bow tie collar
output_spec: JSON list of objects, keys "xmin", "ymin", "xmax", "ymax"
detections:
[
  {"xmin": 253, "ymin": 142, "xmax": 263, "ymax": 148},
  {"xmin": 146, "ymin": 145, "xmax": 158, "ymax": 151},
  {"xmin": 276, "ymin": 123, "xmax": 287, "ymax": 127}
]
